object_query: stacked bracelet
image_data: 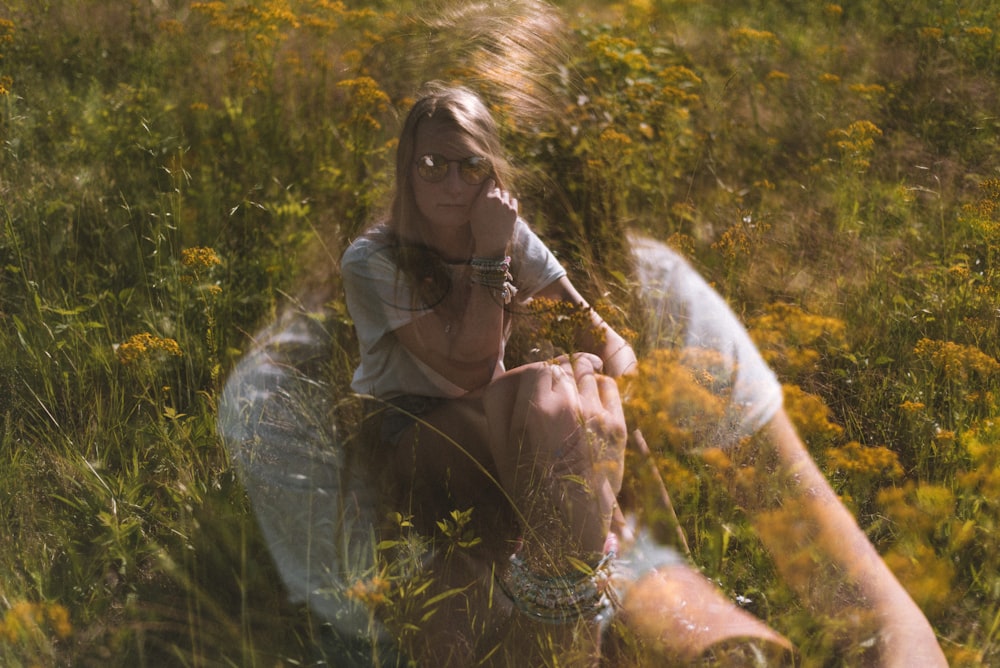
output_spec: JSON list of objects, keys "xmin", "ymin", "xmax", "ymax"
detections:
[
  {"xmin": 497, "ymin": 549, "xmax": 615, "ymax": 624},
  {"xmin": 469, "ymin": 255, "xmax": 517, "ymax": 305}
]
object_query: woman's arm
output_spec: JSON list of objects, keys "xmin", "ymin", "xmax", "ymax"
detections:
[
  {"xmin": 392, "ymin": 182, "xmax": 520, "ymax": 392},
  {"xmin": 393, "ymin": 274, "xmax": 507, "ymax": 391},
  {"xmin": 740, "ymin": 408, "xmax": 947, "ymax": 666},
  {"xmin": 535, "ymin": 276, "xmax": 638, "ymax": 378}
]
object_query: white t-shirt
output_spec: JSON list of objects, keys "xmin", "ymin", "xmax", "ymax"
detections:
[{"xmin": 341, "ymin": 218, "xmax": 567, "ymax": 399}]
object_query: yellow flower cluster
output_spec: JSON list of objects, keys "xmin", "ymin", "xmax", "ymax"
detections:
[
  {"xmin": 848, "ymin": 83, "xmax": 886, "ymax": 99},
  {"xmin": 345, "ymin": 575, "xmax": 390, "ymax": 608},
  {"xmin": 963, "ymin": 26, "xmax": 994, "ymax": 39},
  {"xmin": 658, "ymin": 65, "xmax": 702, "ymax": 105},
  {"xmin": 782, "ymin": 384, "xmax": 844, "ymax": 449},
  {"xmin": 749, "ymin": 302, "xmax": 846, "ymax": 377},
  {"xmin": 730, "ymin": 27, "xmax": 780, "ymax": 48},
  {"xmin": 0, "ymin": 18, "xmax": 14, "ymax": 94},
  {"xmin": 960, "ymin": 177, "xmax": 1000, "ymax": 241},
  {"xmin": 587, "ymin": 34, "xmax": 650, "ymax": 72},
  {"xmin": 0, "ymin": 17, "xmax": 13, "ymax": 45},
  {"xmin": 957, "ymin": 420, "xmax": 1000, "ymax": 504},
  {"xmin": 711, "ymin": 212, "xmax": 772, "ymax": 263},
  {"xmin": 180, "ymin": 246, "xmax": 222, "ymax": 269},
  {"xmin": 115, "ymin": 333, "xmax": 183, "ymax": 365},
  {"xmin": 824, "ymin": 4, "xmax": 844, "ymax": 19},
  {"xmin": 619, "ymin": 347, "xmax": 728, "ymax": 453},
  {"xmin": 519, "ymin": 297, "xmax": 603, "ymax": 357},
  {"xmin": 881, "ymin": 541, "xmax": 956, "ymax": 617},
  {"xmin": 337, "ymin": 76, "xmax": 390, "ymax": 133},
  {"xmin": 825, "ymin": 440, "xmax": 903, "ymax": 480},
  {"xmin": 877, "ymin": 482, "xmax": 964, "ymax": 617},
  {"xmin": 828, "ymin": 119, "xmax": 883, "ymax": 172},
  {"xmin": 913, "ymin": 337, "xmax": 1000, "ymax": 383},
  {"xmin": 919, "ymin": 27, "xmax": 944, "ymax": 42},
  {"xmin": 1, "ymin": 600, "xmax": 72, "ymax": 644}
]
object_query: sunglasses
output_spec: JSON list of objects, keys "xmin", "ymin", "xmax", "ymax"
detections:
[{"xmin": 415, "ymin": 153, "xmax": 492, "ymax": 185}]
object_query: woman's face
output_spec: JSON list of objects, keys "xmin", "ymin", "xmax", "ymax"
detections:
[{"xmin": 411, "ymin": 118, "xmax": 488, "ymax": 234}]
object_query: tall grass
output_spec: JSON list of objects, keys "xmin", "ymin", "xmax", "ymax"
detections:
[{"xmin": 1, "ymin": 0, "xmax": 999, "ymax": 665}]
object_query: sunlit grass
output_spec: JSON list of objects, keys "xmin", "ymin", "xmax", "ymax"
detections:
[{"xmin": 2, "ymin": 0, "xmax": 999, "ymax": 664}]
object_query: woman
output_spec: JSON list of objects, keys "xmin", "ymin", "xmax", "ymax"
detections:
[
  {"xmin": 224, "ymin": 82, "xmax": 946, "ymax": 665},
  {"xmin": 339, "ymin": 82, "xmax": 949, "ymax": 666},
  {"xmin": 340, "ymin": 83, "xmax": 636, "ymax": 663}
]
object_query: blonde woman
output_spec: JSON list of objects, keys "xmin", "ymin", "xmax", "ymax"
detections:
[
  {"xmin": 341, "ymin": 84, "xmax": 635, "ymax": 663},
  {"xmin": 224, "ymin": 83, "xmax": 947, "ymax": 666}
]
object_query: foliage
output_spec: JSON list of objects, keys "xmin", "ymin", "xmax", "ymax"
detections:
[{"xmin": 2, "ymin": 0, "xmax": 1000, "ymax": 665}]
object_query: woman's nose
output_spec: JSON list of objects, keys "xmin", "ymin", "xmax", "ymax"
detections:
[{"xmin": 443, "ymin": 164, "xmax": 466, "ymax": 193}]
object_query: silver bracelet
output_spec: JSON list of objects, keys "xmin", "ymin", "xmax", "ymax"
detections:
[
  {"xmin": 497, "ymin": 550, "xmax": 615, "ymax": 624},
  {"xmin": 469, "ymin": 255, "xmax": 517, "ymax": 304}
]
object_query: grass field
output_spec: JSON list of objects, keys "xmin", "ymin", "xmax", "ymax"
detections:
[{"xmin": 2, "ymin": 0, "xmax": 999, "ymax": 665}]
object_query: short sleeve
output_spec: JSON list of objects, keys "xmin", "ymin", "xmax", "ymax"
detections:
[
  {"xmin": 341, "ymin": 237, "xmax": 430, "ymax": 356},
  {"xmin": 510, "ymin": 218, "xmax": 567, "ymax": 298},
  {"xmin": 629, "ymin": 232, "xmax": 783, "ymax": 447}
]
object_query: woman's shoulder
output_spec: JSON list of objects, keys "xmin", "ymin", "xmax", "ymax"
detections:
[{"xmin": 342, "ymin": 224, "xmax": 395, "ymax": 265}]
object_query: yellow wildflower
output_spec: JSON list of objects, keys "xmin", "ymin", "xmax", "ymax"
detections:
[
  {"xmin": 0, "ymin": 18, "xmax": 14, "ymax": 43},
  {"xmin": 730, "ymin": 27, "xmax": 780, "ymax": 48},
  {"xmin": 1, "ymin": 600, "xmax": 72, "ymax": 643},
  {"xmin": 818, "ymin": 72, "xmax": 841, "ymax": 85},
  {"xmin": 782, "ymin": 384, "xmax": 844, "ymax": 448},
  {"xmin": 600, "ymin": 127, "xmax": 633, "ymax": 146},
  {"xmin": 825, "ymin": 440, "xmax": 903, "ymax": 480},
  {"xmin": 181, "ymin": 246, "xmax": 222, "ymax": 269},
  {"xmin": 337, "ymin": 76, "xmax": 390, "ymax": 110},
  {"xmin": 345, "ymin": 575, "xmax": 390, "ymax": 607},
  {"xmin": 919, "ymin": 27, "xmax": 944, "ymax": 42},
  {"xmin": 964, "ymin": 26, "xmax": 993, "ymax": 38},
  {"xmin": 157, "ymin": 18, "xmax": 185, "ymax": 36},
  {"xmin": 849, "ymin": 83, "xmax": 886, "ymax": 100},
  {"xmin": 913, "ymin": 338, "xmax": 1000, "ymax": 382},
  {"xmin": 116, "ymin": 333, "xmax": 183, "ymax": 365},
  {"xmin": 882, "ymin": 542, "xmax": 955, "ymax": 618}
]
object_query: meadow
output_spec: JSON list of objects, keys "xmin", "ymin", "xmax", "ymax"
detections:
[{"xmin": 1, "ymin": 0, "xmax": 999, "ymax": 665}]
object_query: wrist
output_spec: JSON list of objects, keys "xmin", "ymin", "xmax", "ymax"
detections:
[{"xmin": 469, "ymin": 256, "xmax": 517, "ymax": 305}]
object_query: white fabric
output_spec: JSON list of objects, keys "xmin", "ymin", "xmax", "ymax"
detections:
[
  {"xmin": 342, "ymin": 217, "xmax": 567, "ymax": 399},
  {"xmin": 629, "ymin": 232, "xmax": 784, "ymax": 448}
]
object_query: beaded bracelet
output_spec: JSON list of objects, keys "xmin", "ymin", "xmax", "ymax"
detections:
[
  {"xmin": 469, "ymin": 255, "xmax": 517, "ymax": 305},
  {"xmin": 497, "ymin": 549, "xmax": 615, "ymax": 624}
]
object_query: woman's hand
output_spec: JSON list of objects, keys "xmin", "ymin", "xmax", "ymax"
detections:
[
  {"xmin": 483, "ymin": 354, "xmax": 627, "ymax": 566},
  {"xmin": 469, "ymin": 179, "xmax": 518, "ymax": 256}
]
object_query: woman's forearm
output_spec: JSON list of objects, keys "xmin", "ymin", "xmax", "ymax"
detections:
[{"xmin": 747, "ymin": 410, "xmax": 947, "ymax": 665}]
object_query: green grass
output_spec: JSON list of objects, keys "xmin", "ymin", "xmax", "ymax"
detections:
[{"xmin": 1, "ymin": 0, "xmax": 999, "ymax": 665}]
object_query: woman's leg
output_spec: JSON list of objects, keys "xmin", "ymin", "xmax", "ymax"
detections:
[
  {"xmin": 381, "ymin": 396, "xmax": 514, "ymax": 665},
  {"xmin": 379, "ymin": 355, "xmax": 627, "ymax": 664},
  {"xmin": 482, "ymin": 354, "xmax": 627, "ymax": 568}
]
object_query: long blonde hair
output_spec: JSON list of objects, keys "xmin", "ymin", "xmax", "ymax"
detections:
[
  {"xmin": 388, "ymin": 83, "xmax": 512, "ymax": 245},
  {"xmin": 360, "ymin": 85, "xmax": 513, "ymax": 309}
]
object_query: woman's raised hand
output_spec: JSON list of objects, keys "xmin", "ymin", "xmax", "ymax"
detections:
[{"xmin": 470, "ymin": 179, "xmax": 518, "ymax": 256}]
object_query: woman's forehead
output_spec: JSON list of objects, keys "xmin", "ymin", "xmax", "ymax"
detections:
[{"xmin": 414, "ymin": 118, "xmax": 480, "ymax": 156}]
